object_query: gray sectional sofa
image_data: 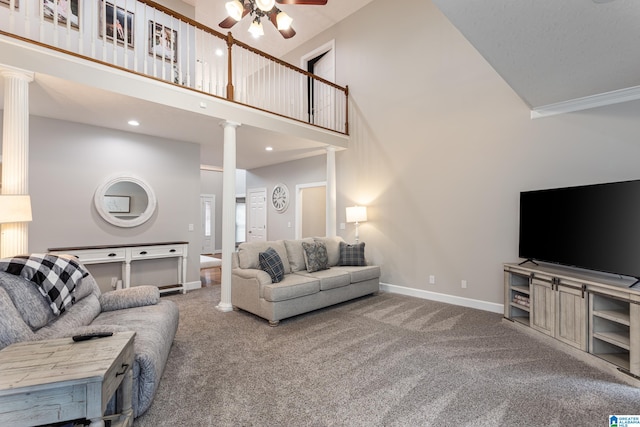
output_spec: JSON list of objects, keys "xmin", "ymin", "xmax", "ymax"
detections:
[
  {"xmin": 232, "ymin": 236, "xmax": 380, "ymax": 326},
  {"xmin": 0, "ymin": 262, "xmax": 178, "ymax": 418}
]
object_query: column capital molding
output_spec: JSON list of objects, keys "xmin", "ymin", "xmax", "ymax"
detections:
[
  {"xmin": 220, "ymin": 120, "xmax": 241, "ymax": 129},
  {"xmin": 326, "ymin": 146, "xmax": 337, "ymax": 153},
  {"xmin": 0, "ymin": 65, "xmax": 34, "ymax": 83}
]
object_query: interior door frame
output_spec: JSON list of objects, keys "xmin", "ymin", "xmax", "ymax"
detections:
[
  {"xmin": 301, "ymin": 40, "xmax": 336, "ymax": 125},
  {"xmin": 200, "ymin": 194, "xmax": 215, "ymax": 254},
  {"xmin": 295, "ymin": 181, "xmax": 327, "ymax": 239}
]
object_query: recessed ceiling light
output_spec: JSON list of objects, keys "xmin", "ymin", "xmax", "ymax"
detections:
[
  {"xmin": 265, "ymin": 146, "xmax": 273, "ymax": 151},
  {"xmin": 128, "ymin": 120, "xmax": 140, "ymax": 126}
]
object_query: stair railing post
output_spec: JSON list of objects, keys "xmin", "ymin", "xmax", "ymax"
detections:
[{"xmin": 226, "ymin": 32, "xmax": 235, "ymax": 101}]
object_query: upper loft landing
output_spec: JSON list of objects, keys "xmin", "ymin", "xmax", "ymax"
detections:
[{"xmin": 0, "ymin": 0, "xmax": 349, "ymax": 169}]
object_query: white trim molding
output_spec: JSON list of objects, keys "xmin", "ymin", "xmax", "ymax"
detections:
[
  {"xmin": 380, "ymin": 282, "xmax": 504, "ymax": 314},
  {"xmin": 531, "ymin": 85, "xmax": 640, "ymax": 119}
]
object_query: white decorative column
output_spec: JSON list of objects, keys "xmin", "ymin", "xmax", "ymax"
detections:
[
  {"xmin": 217, "ymin": 120, "xmax": 240, "ymax": 312},
  {"xmin": 326, "ymin": 146, "xmax": 337, "ymax": 237},
  {"xmin": 1, "ymin": 66, "xmax": 34, "ymax": 258}
]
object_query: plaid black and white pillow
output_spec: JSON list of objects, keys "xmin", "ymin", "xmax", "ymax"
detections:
[
  {"xmin": 339, "ymin": 242, "xmax": 366, "ymax": 266},
  {"xmin": 0, "ymin": 254, "xmax": 89, "ymax": 316},
  {"xmin": 259, "ymin": 247, "xmax": 285, "ymax": 283}
]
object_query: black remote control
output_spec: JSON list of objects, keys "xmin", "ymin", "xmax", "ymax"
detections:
[{"xmin": 72, "ymin": 332, "xmax": 114, "ymax": 342}]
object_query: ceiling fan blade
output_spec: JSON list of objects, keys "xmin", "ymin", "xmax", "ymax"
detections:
[
  {"xmin": 279, "ymin": 26, "xmax": 296, "ymax": 39},
  {"xmin": 276, "ymin": 0, "xmax": 327, "ymax": 5},
  {"xmin": 269, "ymin": 12, "xmax": 296, "ymax": 39},
  {"xmin": 219, "ymin": 16, "xmax": 239, "ymax": 29}
]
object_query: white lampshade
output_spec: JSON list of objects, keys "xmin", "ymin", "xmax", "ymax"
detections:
[
  {"xmin": 248, "ymin": 20, "xmax": 264, "ymax": 38},
  {"xmin": 0, "ymin": 195, "xmax": 32, "ymax": 223},
  {"xmin": 276, "ymin": 11, "xmax": 293, "ymax": 30},
  {"xmin": 225, "ymin": 0, "xmax": 244, "ymax": 21},
  {"xmin": 255, "ymin": 0, "xmax": 276, "ymax": 12},
  {"xmin": 346, "ymin": 206, "xmax": 367, "ymax": 223}
]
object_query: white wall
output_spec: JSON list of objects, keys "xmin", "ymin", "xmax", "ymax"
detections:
[
  {"xmin": 274, "ymin": 0, "xmax": 640, "ymax": 306},
  {"xmin": 18, "ymin": 116, "xmax": 201, "ymax": 292}
]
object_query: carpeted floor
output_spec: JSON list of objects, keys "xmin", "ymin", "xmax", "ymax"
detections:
[{"xmin": 133, "ymin": 286, "xmax": 640, "ymax": 426}]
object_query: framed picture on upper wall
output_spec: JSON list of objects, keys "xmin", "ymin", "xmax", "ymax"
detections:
[
  {"xmin": 0, "ymin": 0, "xmax": 19, "ymax": 10},
  {"xmin": 148, "ymin": 21, "xmax": 177, "ymax": 62},
  {"xmin": 99, "ymin": 1, "xmax": 134, "ymax": 48},
  {"xmin": 43, "ymin": 0, "xmax": 79, "ymax": 29}
]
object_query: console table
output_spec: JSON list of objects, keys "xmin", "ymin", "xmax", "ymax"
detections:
[
  {"xmin": 50, "ymin": 241, "xmax": 188, "ymax": 294},
  {"xmin": 0, "ymin": 331, "xmax": 135, "ymax": 427},
  {"xmin": 504, "ymin": 262, "xmax": 640, "ymax": 385}
]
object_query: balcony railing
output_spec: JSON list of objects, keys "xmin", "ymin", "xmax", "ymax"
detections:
[{"xmin": 0, "ymin": 0, "xmax": 349, "ymax": 134}]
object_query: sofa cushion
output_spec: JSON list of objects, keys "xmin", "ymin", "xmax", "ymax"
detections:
[
  {"xmin": 238, "ymin": 240, "xmax": 291, "ymax": 274},
  {"xmin": 0, "ymin": 271, "xmax": 55, "ymax": 330},
  {"xmin": 284, "ymin": 238, "xmax": 313, "ymax": 272},
  {"xmin": 261, "ymin": 274, "xmax": 320, "ymax": 302},
  {"xmin": 0, "ymin": 286, "xmax": 35, "ymax": 350},
  {"xmin": 339, "ymin": 241, "xmax": 366, "ymax": 266},
  {"xmin": 100, "ymin": 285, "xmax": 160, "ymax": 312},
  {"xmin": 314, "ymin": 236, "xmax": 345, "ymax": 267},
  {"xmin": 334, "ymin": 265, "xmax": 381, "ymax": 284},
  {"xmin": 302, "ymin": 241, "xmax": 329, "ymax": 273},
  {"xmin": 259, "ymin": 247, "xmax": 285, "ymax": 283},
  {"xmin": 295, "ymin": 269, "xmax": 351, "ymax": 291},
  {"xmin": 0, "ymin": 254, "xmax": 89, "ymax": 316}
]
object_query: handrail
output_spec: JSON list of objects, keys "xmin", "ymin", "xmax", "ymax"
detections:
[{"xmin": 0, "ymin": 0, "xmax": 349, "ymax": 135}]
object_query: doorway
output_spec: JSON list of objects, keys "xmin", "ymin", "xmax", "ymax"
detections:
[
  {"xmin": 302, "ymin": 40, "xmax": 335, "ymax": 129},
  {"xmin": 247, "ymin": 187, "xmax": 267, "ymax": 242},
  {"xmin": 296, "ymin": 182, "xmax": 327, "ymax": 239},
  {"xmin": 200, "ymin": 194, "xmax": 215, "ymax": 254}
]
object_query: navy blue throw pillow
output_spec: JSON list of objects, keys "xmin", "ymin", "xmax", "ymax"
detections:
[{"xmin": 259, "ymin": 247, "xmax": 285, "ymax": 283}]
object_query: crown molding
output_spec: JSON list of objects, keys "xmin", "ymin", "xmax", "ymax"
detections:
[{"xmin": 531, "ymin": 85, "xmax": 640, "ymax": 119}]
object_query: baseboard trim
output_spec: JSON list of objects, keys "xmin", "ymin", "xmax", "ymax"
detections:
[
  {"xmin": 184, "ymin": 280, "xmax": 202, "ymax": 291},
  {"xmin": 380, "ymin": 282, "xmax": 504, "ymax": 314}
]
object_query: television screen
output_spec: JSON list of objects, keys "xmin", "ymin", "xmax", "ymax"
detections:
[{"xmin": 519, "ymin": 179, "xmax": 640, "ymax": 279}]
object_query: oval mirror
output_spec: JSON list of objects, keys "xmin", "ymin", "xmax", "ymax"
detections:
[{"xmin": 94, "ymin": 175, "xmax": 157, "ymax": 228}]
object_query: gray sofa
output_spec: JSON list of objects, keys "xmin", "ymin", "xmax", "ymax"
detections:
[
  {"xmin": 0, "ymin": 266, "xmax": 178, "ymax": 418},
  {"xmin": 232, "ymin": 236, "xmax": 380, "ymax": 326}
]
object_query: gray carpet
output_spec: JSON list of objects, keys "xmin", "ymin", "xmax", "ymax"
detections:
[{"xmin": 133, "ymin": 286, "xmax": 640, "ymax": 426}]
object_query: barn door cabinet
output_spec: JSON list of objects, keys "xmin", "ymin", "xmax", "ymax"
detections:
[{"xmin": 504, "ymin": 263, "xmax": 640, "ymax": 381}]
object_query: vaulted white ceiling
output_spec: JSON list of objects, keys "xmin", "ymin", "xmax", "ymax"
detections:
[{"xmin": 432, "ymin": 0, "xmax": 640, "ymax": 113}]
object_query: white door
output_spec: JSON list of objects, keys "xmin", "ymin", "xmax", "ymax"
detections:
[
  {"xmin": 247, "ymin": 188, "xmax": 267, "ymax": 242},
  {"xmin": 200, "ymin": 194, "xmax": 215, "ymax": 254}
]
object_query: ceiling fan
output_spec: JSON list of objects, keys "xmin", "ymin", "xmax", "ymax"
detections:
[{"xmin": 220, "ymin": 0, "xmax": 328, "ymax": 39}]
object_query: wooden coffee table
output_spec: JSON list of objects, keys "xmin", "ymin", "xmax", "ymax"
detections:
[{"xmin": 0, "ymin": 331, "xmax": 135, "ymax": 427}]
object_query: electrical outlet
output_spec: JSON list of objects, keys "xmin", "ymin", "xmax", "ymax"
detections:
[
  {"xmin": 429, "ymin": 275, "xmax": 435, "ymax": 284},
  {"xmin": 461, "ymin": 280, "xmax": 467, "ymax": 289}
]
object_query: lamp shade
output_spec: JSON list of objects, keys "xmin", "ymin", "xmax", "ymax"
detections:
[
  {"xmin": 276, "ymin": 11, "xmax": 293, "ymax": 30},
  {"xmin": 346, "ymin": 206, "xmax": 367, "ymax": 223},
  {"xmin": 255, "ymin": 0, "xmax": 276, "ymax": 12},
  {"xmin": 0, "ymin": 195, "xmax": 32, "ymax": 223},
  {"xmin": 225, "ymin": 0, "xmax": 244, "ymax": 21},
  {"xmin": 248, "ymin": 20, "xmax": 264, "ymax": 38}
]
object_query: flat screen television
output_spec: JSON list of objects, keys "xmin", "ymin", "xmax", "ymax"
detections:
[{"xmin": 519, "ymin": 179, "xmax": 640, "ymax": 282}]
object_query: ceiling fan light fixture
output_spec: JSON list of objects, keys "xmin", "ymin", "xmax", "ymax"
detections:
[
  {"xmin": 225, "ymin": 0, "xmax": 244, "ymax": 21},
  {"xmin": 248, "ymin": 19, "xmax": 264, "ymax": 38},
  {"xmin": 276, "ymin": 11, "xmax": 293, "ymax": 30},
  {"xmin": 255, "ymin": 0, "xmax": 276, "ymax": 12}
]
